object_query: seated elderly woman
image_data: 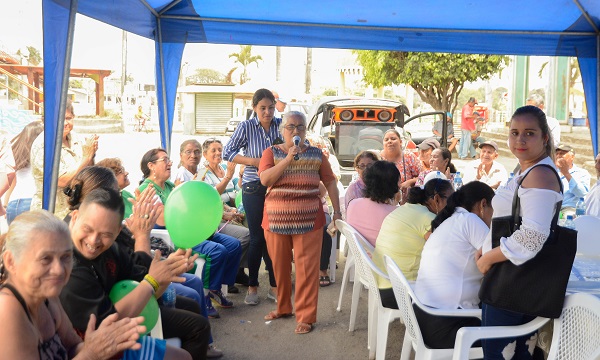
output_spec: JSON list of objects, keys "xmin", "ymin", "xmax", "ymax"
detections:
[
  {"xmin": 374, "ymin": 177, "xmax": 454, "ymax": 308},
  {"xmin": 138, "ymin": 148, "xmax": 242, "ymax": 310},
  {"xmin": 415, "ymin": 147, "xmax": 457, "ymax": 187},
  {"xmin": 344, "ymin": 150, "xmax": 380, "ymax": 211},
  {"xmin": 346, "ymin": 160, "xmax": 400, "ymax": 247},
  {"xmin": 0, "ymin": 210, "xmax": 146, "ymax": 359},
  {"xmin": 414, "ymin": 181, "xmax": 494, "ymax": 349},
  {"xmin": 194, "ymin": 138, "xmax": 250, "ymax": 289}
]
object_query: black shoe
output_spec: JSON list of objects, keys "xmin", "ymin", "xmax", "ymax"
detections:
[
  {"xmin": 228, "ymin": 285, "xmax": 239, "ymax": 294},
  {"xmin": 235, "ymin": 269, "xmax": 250, "ymax": 286}
]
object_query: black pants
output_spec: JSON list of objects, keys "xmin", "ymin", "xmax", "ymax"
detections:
[
  {"xmin": 320, "ymin": 214, "xmax": 333, "ymax": 271},
  {"xmin": 413, "ymin": 303, "xmax": 481, "ymax": 349},
  {"xmin": 161, "ymin": 295, "xmax": 211, "ymax": 360}
]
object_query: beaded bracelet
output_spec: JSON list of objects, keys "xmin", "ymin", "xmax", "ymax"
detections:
[{"xmin": 143, "ymin": 274, "xmax": 160, "ymax": 293}]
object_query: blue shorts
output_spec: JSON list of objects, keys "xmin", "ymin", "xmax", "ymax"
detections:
[{"xmin": 122, "ymin": 335, "xmax": 166, "ymax": 360}]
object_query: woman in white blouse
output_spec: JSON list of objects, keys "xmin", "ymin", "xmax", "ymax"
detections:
[
  {"xmin": 476, "ymin": 106, "xmax": 562, "ymax": 359},
  {"xmin": 415, "ymin": 181, "xmax": 495, "ymax": 349}
]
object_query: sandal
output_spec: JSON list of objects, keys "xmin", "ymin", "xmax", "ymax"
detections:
[
  {"xmin": 319, "ymin": 275, "xmax": 331, "ymax": 287},
  {"xmin": 295, "ymin": 322, "xmax": 313, "ymax": 334},
  {"xmin": 264, "ymin": 310, "xmax": 294, "ymax": 321}
]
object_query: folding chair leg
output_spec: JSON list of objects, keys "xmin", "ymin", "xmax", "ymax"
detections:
[
  {"xmin": 329, "ymin": 231, "xmax": 338, "ymax": 283},
  {"xmin": 348, "ymin": 265, "xmax": 362, "ymax": 331}
]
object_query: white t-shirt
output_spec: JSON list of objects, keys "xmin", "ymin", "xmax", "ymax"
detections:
[
  {"xmin": 547, "ymin": 116, "xmax": 561, "ymax": 147},
  {"xmin": 173, "ymin": 166, "xmax": 200, "ymax": 183},
  {"xmin": 8, "ymin": 167, "xmax": 35, "ymax": 200},
  {"xmin": 585, "ymin": 179, "xmax": 600, "ymax": 217},
  {"xmin": 415, "ymin": 207, "xmax": 489, "ymax": 309},
  {"xmin": 462, "ymin": 159, "xmax": 508, "ymax": 188}
]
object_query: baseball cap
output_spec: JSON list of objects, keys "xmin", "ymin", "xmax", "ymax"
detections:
[
  {"xmin": 417, "ymin": 138, "xmax": 440, "ymax": 151},
  {"xmin": 478, "ymin": 140, "xmax": 498, "ymax": 151},
  {"xmin": 555, "ymin": 144, "xmax": 574, "ymax": 153}
]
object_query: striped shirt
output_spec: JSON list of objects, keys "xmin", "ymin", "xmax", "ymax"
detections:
[{"xmin": 223, "ymin": 116, "xmax": 282, "ymax": 185}]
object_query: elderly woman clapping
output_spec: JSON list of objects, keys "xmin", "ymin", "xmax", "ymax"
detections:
[
  {"xmin": 258, "ymin": 111, "xmax": 341, "ymax": 335},
  {"xmin": 0, "ymin": 210, "xmax": 145, "ymax": 359}
]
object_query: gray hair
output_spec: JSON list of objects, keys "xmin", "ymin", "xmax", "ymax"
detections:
[
  {"xmin": 1, "ymin": 210, "xmax": 71, "ymax": 283},
  {"xmin": 280, "ymin": 111, "xmax": 307, "ymax": 134},
  {"xmin": 526, "ymin": 93, "xmax": 545, "ymax": 107}
]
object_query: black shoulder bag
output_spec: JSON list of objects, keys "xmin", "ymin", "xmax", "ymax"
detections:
[{"xmin": 478, "ymin": 164, "xmax": 577, "ymax": 318}]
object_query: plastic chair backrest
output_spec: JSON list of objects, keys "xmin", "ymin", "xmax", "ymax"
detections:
[
  {"xmin": 547, "ymin": 293, "xmax": 600, "ymax": 360},
  {"xmin": 573, "ymin": 215, "xmax": 600, "ymax": 255},
  {"xmin": 384, "ymin": 255, "xmax": 426, "ymax": 350},
  {"xmin": 337, "ymin": 219, "xmax": 375, "ymax": 256}
]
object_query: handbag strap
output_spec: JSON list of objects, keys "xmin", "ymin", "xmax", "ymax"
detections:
[{"xmin": 511, "ymin": 163, "xmax": 564, "ymax": 230}]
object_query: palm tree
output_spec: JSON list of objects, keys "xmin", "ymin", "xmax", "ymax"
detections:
[{"xmin": 228, "ymin": 45, "xmax": 263, "ymax": 85}]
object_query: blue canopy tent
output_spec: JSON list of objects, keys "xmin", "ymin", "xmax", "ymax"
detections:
[{"xmin": 41, "ymin": 0, "xmax": 600, "ymax": 211}]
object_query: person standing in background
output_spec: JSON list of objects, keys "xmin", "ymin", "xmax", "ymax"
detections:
[
  {"xmin": 526, "ymin": 94, "xmax": 561, "ymax": 147},
  {"xmin": 223, "ymin": 89, "xmax": 280, "ymax": 306},
  {"xmin": 30, "ymin": 99, "xmax": 99, "ymax": 219},
  {"xmin": 459, "ymin": 97, "xmax": 478, "ymax": 159}
]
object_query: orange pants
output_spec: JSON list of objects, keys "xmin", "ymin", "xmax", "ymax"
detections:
[{"xmin": 264, "ymin": 227, "xmax": 323, "ymax": 324}]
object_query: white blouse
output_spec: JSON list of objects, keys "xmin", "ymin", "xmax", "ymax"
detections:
[{"xmin": 482, "ymin": 157, "xmax": 563, "ymax": 265}]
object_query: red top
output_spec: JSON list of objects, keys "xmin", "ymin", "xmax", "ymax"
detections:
[{"xmin": 461, "ymin": 103, "xmax": 476, "ymax": 131}]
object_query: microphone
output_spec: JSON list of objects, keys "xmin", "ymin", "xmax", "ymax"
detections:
[{"xmin": 293, "ymin": 135, "xmax": 301, "ymax": 161}]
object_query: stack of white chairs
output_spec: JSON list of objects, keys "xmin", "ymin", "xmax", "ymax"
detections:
[{"xmin": 337, "ymin": 219, "xmax": 401, "ymax": 360}]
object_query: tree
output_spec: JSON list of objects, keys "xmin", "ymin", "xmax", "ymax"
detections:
[
  {"xmin": 354, "ymin": 51, "xmax": 508, "ymax": 113},
  {"xmin": 16, "ymin": 46, "xmax": 42, "ymax": 66},
  {"xmin": 186, "ymin": 68, "xmax": 227, "ymax": 85},
  {"xmin": 69, "ymin": 79, "xmax": 84, "ymax": 88},
  {"xmin": 228, "ymin": 45, "xmax": 263, "ymax": 85}
]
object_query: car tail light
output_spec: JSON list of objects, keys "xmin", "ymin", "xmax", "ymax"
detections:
[
  {"xmin": 377, "ymin": 110, "xmax": 392, "ymax": 121},
  {"xmin": 340, "ymin": 110, "xmax": 354, "ymax": 121}
]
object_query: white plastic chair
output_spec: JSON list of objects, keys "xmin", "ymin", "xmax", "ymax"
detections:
[
  {"xmin": 384, "ymin": 255, "xmax": 484, "ymax": 360},
  {"xmin": 573, "ymin": 215, "xmax": 600, "ymax": 256},
  {"xmin": 336, "ymin": 220, "xmax": 374, "ymax": 332},
  {"xmin": 545, "ymin": 293, "xmax": 600, "ymax": 360},
  {"xmin": 343, "ymin": 221, "xmax": 402, "ymax": 360}
]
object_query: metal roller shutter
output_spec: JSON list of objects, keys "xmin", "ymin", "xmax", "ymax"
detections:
[{"xmin": 194, "ymin": 93, "xmax": 233, "ymax": 134}]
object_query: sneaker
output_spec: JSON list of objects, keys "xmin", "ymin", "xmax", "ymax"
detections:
[
  {"xmin": 244, "ymin": 291, "xmax": 260, "ymax": 305},
  {"xmin": 209, "ymin": 289, "xmax": 234, "ymax": 308},
  {"xmin": 207, "ymin": 344, "xmax": 223, "ymax": 359},
  {"xmin": 267, "ymin": 288, "xmax": 278, "ymax": 303},
  {"xmin": 205, "ymin": 296, "xmax": 220, "ymax": 319}
]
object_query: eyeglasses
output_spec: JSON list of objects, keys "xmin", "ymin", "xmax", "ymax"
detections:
[
  {"xmin": 153, "ymin": 156, "xmax": 172, "ymax": 163},
  {"xmin": 202, "ymin": 137, "xmax": 222, "ymax": 148},
  {"xmin": 356, "ymin": 163, "xmax": 373, "ymax": 170},
  {"xmin": 283, "ymin": 124, "xmax": 306, "ymax": 132},
  {"xmin": 184, "ymin": 149, "xmax": 202, "ymax": 156}
]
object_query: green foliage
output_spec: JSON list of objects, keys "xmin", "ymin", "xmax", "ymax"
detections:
[
  {"xmin": 354, "ymin": 51, "xmax": 508, "ymax": 112},
  {"xmin": 69, "ymin": 79, "xmax": 84, "ymax": 88},
  {"xmin": 228, "ymin": 45, "xmax": 263, "ymax": 84},
  {"xmin": 322, "ymin": 89, "xmax": 337, "ymax": 96},
  {"xmin": 25, "ymin": 46, "xmax": 42, "ymax": 66},
  {"xmin": 186, "ymin": 68, "xmax": 227, "ymax": 85}
]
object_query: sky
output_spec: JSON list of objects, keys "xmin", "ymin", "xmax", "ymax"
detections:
[{"xmin": 0, "ymin": 0, "xmax": 353, "ymax": 100}]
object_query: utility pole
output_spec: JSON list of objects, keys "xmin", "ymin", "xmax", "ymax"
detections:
[
  {"xmin": 121, "ymin": 30, "xmax": 127, "ymax": 115},
  {"xmin": 305, "ymin": 48, "xmax": 312, "ymax": 94},
  {"xmin": 276, "ymin": 47, "xmax": 281, "ymax": 82}
]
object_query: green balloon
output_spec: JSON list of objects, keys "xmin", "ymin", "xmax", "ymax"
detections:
[
  {"xmin": 235, "ymin": 189, "xmax": 243, "ymax": 208},
  {"xmin": 109, "ymin": 280, "xmax": 159, "ymax": 333},
  {"xmin": 164, "ymin": 181, "xmax": 223, "ymax": 248}
]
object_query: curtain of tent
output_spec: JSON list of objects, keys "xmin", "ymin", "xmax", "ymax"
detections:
[
  {"xmin": 155, "ymin": 19, "xmax": 185, "ymax": 154},
  {"xmin": 41, "ymin": 0, "xmax": 78, "ymax": 211},
  {"xmin": 578, "ymin": 56, "xmax": 599, "ymax": 155}
]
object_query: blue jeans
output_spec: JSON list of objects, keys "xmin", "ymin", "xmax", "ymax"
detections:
[
  {"xmin": 172, "ymin": 273, "xmax": 213, "ymax": 344},
  {"xmin": 459, "ymin": 129, "xmax": 475, "ymax": 158},
  {"xmin": 193, "ymin": 232, "xmax": 242, "ymax": 290},
  {"xmin": 481, "ymin": 303, "xmax": 537, "ymax": 359},
  {"xmin": 6, "ymin": 198, "xmax": 32, "ymax": 225},
  {"xmin": 242, "ymin": 180, "xmax": 276, "ymax": 288}
]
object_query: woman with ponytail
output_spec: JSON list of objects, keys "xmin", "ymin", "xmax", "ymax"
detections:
[
  {"xmin": 373, "ymin": 177, "xmax": 454, "ymax": 308},
  {"xmin": 413, "ymin": 181, "xmax": 494, "ymax": 349}
]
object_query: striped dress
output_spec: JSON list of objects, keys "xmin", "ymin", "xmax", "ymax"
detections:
[{"xmin": 260, "ymin": 145, "xmax": 335, "ymax": 235}]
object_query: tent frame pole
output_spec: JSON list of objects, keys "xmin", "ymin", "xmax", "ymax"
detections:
[
  {"xmin": 47, "ymin": 0, "xmax": 78, "ymax": 213},
  {"xmin": 157, "ymin": 17, "xmax": 170, "ymax": 154}
]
